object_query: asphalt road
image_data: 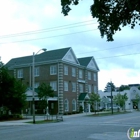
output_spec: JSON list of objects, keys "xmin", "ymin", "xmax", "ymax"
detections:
[{"xmin": 0, "ymin": 111, "xmax": 140, "ymax": 140}]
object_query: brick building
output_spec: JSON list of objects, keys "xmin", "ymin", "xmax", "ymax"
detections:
[{"xmin": 6, "ymin": 47, "xmax": 99, "ymax": 114}]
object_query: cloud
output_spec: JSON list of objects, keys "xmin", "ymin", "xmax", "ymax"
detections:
[
  {"xmin": 0, "ymin": 0, "xmax": 140, "ymax": 91},
  {"xmin": 0, "ymin": 42, "xmax": 42, "ymax": 64}
]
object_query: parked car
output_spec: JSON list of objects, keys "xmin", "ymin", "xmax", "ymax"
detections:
[
  {"xmin": 109, "ymin": 106, "xmax": 120, "ymax": 110},
  {"xmin": 99, "ymin": 107, "xmax": 105, "ymax": 111}
]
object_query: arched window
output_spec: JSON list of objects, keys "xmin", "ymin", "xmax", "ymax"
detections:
[
  {"xmin": 72, "ymin": 99, "xmax": 76, "ymax": 111},
  {"xmin": 64, "ymin": 99, "xmax": 69, "ymax": 111}
]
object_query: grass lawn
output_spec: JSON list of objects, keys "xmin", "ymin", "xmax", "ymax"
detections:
[
  {"xmin": 26, "ymin": 119, "xmax": 60, "ymax": 124},
  {"xmin": 88, "ymin": 111, "xmax": 131, "ymax": 117}
]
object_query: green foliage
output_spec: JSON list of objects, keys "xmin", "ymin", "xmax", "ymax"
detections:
[
  {"xmin": 119, "ymin": 85, "xmax": 130, "ymax": 91},
  {"xmin": 134, "ymin": 93, "xmax": 140, "ymax": 104},
  {"xmin": 0, "ymin": 67, "xmax": 26, "ymax": 114},
  {"xmin": 104, "ymin": 82, "xmax": 116, "ymax": 92},
  {"xmin": 113, "ymin": 93, "xmax": 128, "ymax": 109},
  {"xmin": 37, "ymin": 83, "xmax": 54, "ymax": 109},
  {"xmin": 61, "ymin": 0, "xmax": 140, "ymax": 41},
  {"xmin": 79, "ymin": 106, "xmax": 83, "ymax": 113},
  {"xmin": 90, "ymin": 92, "xmax": 100, "ymax": 107},
  {"xmin": 89, "ymin": 92, "xmax": 100, "ymax": 114}
]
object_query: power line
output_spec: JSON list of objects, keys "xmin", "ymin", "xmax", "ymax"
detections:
[
  {"xmin": 0, "ymin": 28, "xmax": 98, "ymax": 44},
  {"xmin": 96, "ymin": 52, "xmax": 140, "ymax": 60},
  {"xmin": 77, "ymin": 42, "xmax": 140, "ymax": 54},
  {"xmin": 0, "ymin": 20, "xmax": 97, "ymax": 39}
]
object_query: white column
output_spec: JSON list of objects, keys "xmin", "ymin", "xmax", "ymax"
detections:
[
  {"xmin": 82, "ymin": 101, "xmax": 84, "ymax": 113},
  {"xmin": 88, "ymin": 103, "xmax": 90, "ymax": 113},
  {"xmin": 105, "ymin": 103, "xmax": 107, "ymax": 110}
]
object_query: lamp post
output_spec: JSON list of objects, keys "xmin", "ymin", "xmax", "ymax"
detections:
[{"xmin": 32, "ymin": 48, "xmax": 46, "ymax": 124}]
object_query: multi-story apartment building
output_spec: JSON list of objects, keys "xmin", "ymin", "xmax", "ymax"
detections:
[{"xmin": 6, "ymin": 47, "xmax": 99, "ymax": 115}]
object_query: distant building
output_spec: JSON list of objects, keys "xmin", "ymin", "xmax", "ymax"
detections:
[
  {"xmin": 99, "ymin": 85, "xmax": 140, "ymax": 110},
  {"xmin": 6, "ymin": 47, "xmax": 99, "ymax": 114}
]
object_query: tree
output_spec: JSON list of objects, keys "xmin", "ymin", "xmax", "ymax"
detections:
[
  {"xmin": 61, "ymin": 0, "xmax": 140, "ymax": 41},
  {"xmin": 119, "ymin": 85, "xmax": 130, "ymax": 91},
  {"xmin": 104, "ymin": 82, "xmax": 116, "ymax": 92},
  {"xmin": 0, "ymin": 67, "xmax": 26, "ymax": 114},
  {"xmin": 113, "ymin": 93, "xmax": 128, "ymax": 111},
  {"xmin": 89, "ymin": 92, "xmax": 100, "ymax": 114},
  {"xmin": 134, "ymin": 93, "xmax": 140, "ymax": 110},
  {"xmin": 37, "ymin": 83, "xmax": 54, "ymax": 113}
]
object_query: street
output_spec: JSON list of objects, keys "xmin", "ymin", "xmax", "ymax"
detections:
[{"xmin": 0, "ymin": 111, "xmax": 140, "ymax": 140}]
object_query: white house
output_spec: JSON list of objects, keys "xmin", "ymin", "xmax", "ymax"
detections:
[{"xmin": 98, "ymin": 86, "xmax": 140, "ymax": 110}]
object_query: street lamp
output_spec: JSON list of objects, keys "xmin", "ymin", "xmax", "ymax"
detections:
[{"xmin": 32, "ymin": 48, "xmax": 47, "ymax": 124}]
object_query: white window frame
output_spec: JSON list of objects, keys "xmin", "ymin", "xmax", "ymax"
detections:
[
  {"xmin": 79, "ymin": 69, "xmax": 83, "ymax": 79},
  {"xmin": 64, "ymin": 99, "xmax": 69, "ymax": 111},
  {"xmin": 94, "ymin": 73, "xmax": 97, "ymax": 81},
  {"xmin": 72, "ymin": 99, "xmax": 76, "ymax": 111},
  {"xmin": 88, "ymin": 85, "xmax": 91, "ymax": 93},
  {"xmin": 72, "ymin": 82, "xmax": 76, "ymax": 92},
  {"xmin": 50, "ymin": 65, "xmax": 57, "ymax": 75},
  {"xmin": 35, "ymin": 67, "xmax": 39, "ymax": 77},
  {"xmin": 50, "ymin": 81, "xmax": 57, "ymax": 91},
  {"xmin": 64, "ymin": 81, "xmax": 68, "ymax": 91},
  {"xmin": 17, "ymin": 69, "xmax": 23, "ymax": 78},
  {"xmin": 79, "ymin": 84, "xmax": 83, "ymax": 93},
  {"xmin": 72, "ymin": 67, "xmax": 76, "ymax": 77},
  {"xmin": 64, "ymin": 65, "xmax": 68, "ymax": 75},
  {"xmin": 88, "ymin": 72, "xmax": 91, "ymax": 80}
]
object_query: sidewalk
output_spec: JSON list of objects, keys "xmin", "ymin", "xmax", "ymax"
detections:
[
  {"xmin": 0, "ymin": 110, "xmax": 131, "ymax": 126},
  {"xmin": 0, "ymin": 112, "xmax": 93, "ymax": 126}
]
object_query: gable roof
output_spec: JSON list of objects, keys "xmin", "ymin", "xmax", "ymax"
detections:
[
  {"xmin": 78, "ymin": 56, "xmax": 99, "ymax": 71},
  {"xmin": 62, "ymin": 48, "xmax": 80, "ymax": 65},
  {"xmin": 6, "ymin": 47, "xmax": 70, "ymax": 68},
  {"xmin": 78, "ymin": 93, "xmax": 90, "ymax": 100},
  {"xmin": 78, "ymin": 57, "xmax": 92, "ymax": 67}
]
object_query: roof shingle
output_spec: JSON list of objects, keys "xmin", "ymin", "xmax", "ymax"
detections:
[{"xmin": 6, "ymin": 47, "xmax": 70, "ymax": 68}]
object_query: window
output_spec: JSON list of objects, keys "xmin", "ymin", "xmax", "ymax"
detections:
[
  {"xmin": 93, "ymin": 73, "xmax": 97, "ymax": 81},
  {"xmin": 88, "ymin": 72, "xmax": 91, "ymax": 80},
  {"xmin": 34, "ymin": 82, "xmax": 39, "ymax": 88},
  {"xmin": 35, "ymin": 67, "xmax": 39, "ymax": 76},
  {"xmin": 64, "ymin": 65, "xmax": 68, "ymax": 75},
  {"xmin": 64, "ymin": 99, "xmax": 69, "ymax": 111},
  {"xmin": 94, "ymin": 85, "xmax": 97, "ymax": 93},
  {"xmin": 50, "ymin": 81, "xmax": 57, "ymax": 91},
  {"xmin": 72, "ymin": 99, "xmax": 76, "ymax": 111},
  {"xmin": 88, "ymin": 85, "xmax": 91, "ymax": 93},
  {"xmin": 64, "ymin": 81, "xmax": 68, "ymax": 91},
  {"xmin": 17, "ymin": 69, "xmax": 23, "ymax": 78},
  {"xmin": 79, "ymin": 84, "xmax": 83, "ymax": 93},
  {"xmin": 79, "ymin": 69, "xmax": 83, "ymax": 79},
  {"xmin": 50, "ymin": 65, "xmax": 57, "ymax": 75},
  {"xmin": 72, "ymin": 67, "xmax": 76, "ymax": 77},
  {"xmin": 72, "ymin": 82, "xmax": 76, "ymax": 92}
]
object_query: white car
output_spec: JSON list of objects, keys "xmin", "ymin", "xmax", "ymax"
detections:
[{"xmin": 109, "ymin": 106, "xmax": 120, "ymax": 110}]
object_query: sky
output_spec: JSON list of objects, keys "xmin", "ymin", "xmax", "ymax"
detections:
[{"xmin": 0, "ymin": 0, "xmax": 140, "ymax": 91}]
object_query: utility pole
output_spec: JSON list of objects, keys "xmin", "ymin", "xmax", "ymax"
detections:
[{"xmin": 110, "ymin": 81, "xmax": 113, "ymax": 114}]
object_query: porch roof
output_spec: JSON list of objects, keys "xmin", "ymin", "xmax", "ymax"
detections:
[{"xmin": 79, "ymin": 93, "xmax": 90, "ymax": 100}]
